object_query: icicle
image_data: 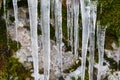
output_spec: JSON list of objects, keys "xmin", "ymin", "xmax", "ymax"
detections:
[
  {"xmin": 66, "ymin": 0, "xmax": 73, "ymax": 45},
  {"xmin": 73, "ymin": 0, "xmax": 79, "ymax": 59},
  {"xmin": 66, "ymin": 0, "xmax": 70, "ymax": 45},
  {"xmin": 27, "ymin": 0, "xmax": 39, "ymax": 80},
  {"xmin": 41, "ymin": 0, "xmax": 50, "ymax": 80},
  {"xmin": 3, "ymin": 0, "xmax": 8, "ymax": 46},
  {"xmin": 12, "ymin": 0, "xmax": 19, "ymax": 48},
  {"xmin": 55, "ymin": 0, "xmax": 63, "ymax": 78},
  {"xmin": 88, "ymin": 1, "xmax": 97, "ymax": 80},
  {"xmin": 97, "ymin": 22, "xmax": 107, "ymax": 80},
  {"xmin": 80, "ymin": 0, "xmax": 90, "ymax": 80},
  {"xmin": 66, "ymin": 0, "xmax": 74, "ymax": 54}
]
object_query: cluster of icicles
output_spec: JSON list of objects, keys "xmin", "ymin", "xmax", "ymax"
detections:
[{"xmin": 3, "ymin": 0, "xmax": 113, "ymax": 80}]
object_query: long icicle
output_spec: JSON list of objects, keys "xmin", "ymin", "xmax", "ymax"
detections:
[
  {"xmin": 80, "ymin": 0, "xmax": 90, "ymax": 79},
  {"xmin": 41, "ymin": 0, "xmax": 50, "ymax": 79},
  {"xmin": 27, "ymin": 0, "xmax": 39, "ymax": 80},
  {"xmin": 66, "ymin": 0, "xmax": 72, "ymax": 45},
  {"xmin": 73, "ymin": 0, "xmax": 79, "ymax": 59},
  {"xmin": 55, "ymin": 0, "xmax": 63, "ymax": 78},
  {"xmin": 66, "ymin": 0, "xmax": 74, "ymax": 53},
  {"xmin": 97, "ymin": 22, "xmax": 107, "ymax": 80},
  {"xmin": 12, "ymin": 0, "xmax": 19, "ymax": 48},
  {"xmin": 88, "ymin": 1, "xmax": 97, "ymax": 80}
]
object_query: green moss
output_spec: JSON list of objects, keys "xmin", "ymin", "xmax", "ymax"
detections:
[
  {"xmin": 71, "ymin": 76, "xmax": 76, "ymax": 80},
  {"xmin": 85, "ymin": 69, "xmax": 89, "ymax": 80},
  {"xmin": 0, "ymin": 16, "xmax": 21, "ymax": 52},
  {"xmin": 105, "ymin": 27, "xmax": 119, "ymax": 50},
  {"xmin": 9, "ymin": 15, "xmax": 15, "ymax": 22},
  {"xmin": 0, "ymin": 57, "xmax": 31, "ymax": 80},
  {"xmin": 98, "ymin": 0, "xmax": 120, "ymax": 38},
  {"xmin": 9, "ymin": 39, "xmax": 21, "ymax": 52},
  {"xmin": 0, "ymin": 18, "xmax": 7, "ymax": 45},
  {"xmin": 0, "ymin": 45, "xmax": 31, "ymax": 80}
]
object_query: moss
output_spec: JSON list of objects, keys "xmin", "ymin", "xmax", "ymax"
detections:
[
  {"xmin": 98, "ymin": 0, "xmax": 120, "ymax": 38},
  {"xmin": 0, "ymin": 57, "xmax": 31, "ymax": 80},
  {"xmin": 9, "ymin": 15, "xmax": 15, "ymax": 22},
  {"xmin": 105, "ymin": 27, "xmax": 119, "ymax": 50},
  {"xmin": 6, "ymin": 57, "xmax": 31, "ymax": 79},
  {"xmin": 71, "ymin": 76, "xmax": 76, "ymax": 80},
  {"xmin": 0, "ymin": 18, "xmax": 7, "ymax": 45},
  {"xmin": 0, "ymin": 15, "xmax": 21, "ymax": 52},
  {"xmin": 85, "ymin": 69, "xmax": 89, "ymax": 80},
  {"xmin": 9, "ymin": 39, "xmax": 21, "ymax": 52},
  {"xmin": 0, "ymin": 45, "xmax": 31, "ymax": 80}
]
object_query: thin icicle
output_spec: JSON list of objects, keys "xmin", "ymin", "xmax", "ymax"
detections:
[
  {"xmin": 12, "ymin": 0, "xmax": 19, "ymax": 48},
  {"xmin": 88, "ymin": 1, "xmax": 97, "ymax": 80},
  {"xmin": 80, "ymin": 0, "xmax": 90, "ymax": 79},
  {"xmin": 97, "ymin": 22, "xmax": 107, "ymax": 80},
  {"xmin": 66, "ymin": 0, "xmax": 74, "ymax": 53},
  {"xmin": 73, "ymin": 0, "xmax": 79, "ymax": 59},
  {"xmin": 66, "ymin": 0, "xmax": 73, "ymax": 45},
  {"xmin": 55, "ymin": 0, "xmax": 63, "ymax": 78},
  {"xmin": 27, "ymin": 0, "xmax": 39, "ymax": 80},
  {"xmin": 41, "ymin": 0, "xmax": 50, "ymax": 80},
  {"xmin": 3, "ymin": 0, "xmax": 9, "ymax": 46}
]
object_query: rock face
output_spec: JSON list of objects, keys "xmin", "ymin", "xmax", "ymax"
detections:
[
  {"xmin": 105, "ymin": 43, "xmax": 120, "ymax": 63},
  {"xmin": 8, "ymin": 7, "xmax": 75, "ymax": 80},
  {"xmin": 108, "ymin": 71, "xmax": 120, "ymax": 80}
]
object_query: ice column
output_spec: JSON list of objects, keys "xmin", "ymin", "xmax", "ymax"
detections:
[
  {"xmin": 27, "ymin": 0, "xmax": 39, "ymax": 80},
  {"xmin": 97, "ymin": 22, "xmax": 107, "ymax": 80},
  {"xmin": 80, "ymin": 0, "xmax": 90, "ymax": 79},
  {"xmin": 88, "ymin": 1, "xmax": 97, "ymax": 80},
  {"xmin": 73, "ymin": 0, "xmax": 79, "ymax": 59},
  {"xmin": 41, "ymin": 0, "xmax": 50, "ymax": 80},
  {"xmin": 66, "ymin": 0, "xmax": 73, "ymax": 50},
  {"xmin": 55, "ymin": 0, "xmax": 63, "ymax": 78},
  {"xmin": 12, "ymin": 0, "xmax": 19, "ymax": 48}
]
